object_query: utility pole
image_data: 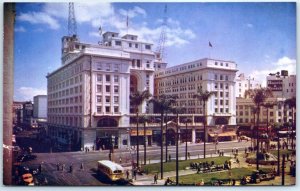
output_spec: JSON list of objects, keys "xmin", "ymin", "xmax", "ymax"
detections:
[
  {"xmin": 282, "ymin": 154, "xmax": 285, "ymax": 185},
  {"xmin": 3, "ymin": 3, "xmax": 15, "ymax": 185}
]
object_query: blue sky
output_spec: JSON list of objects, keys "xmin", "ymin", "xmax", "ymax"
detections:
[{"xmin": 13, "ymin": 2, "xmax": 296, "ymax": 101}]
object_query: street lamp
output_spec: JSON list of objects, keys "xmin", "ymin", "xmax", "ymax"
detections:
[
  {"xmin": 214, "ymin": 132, "xmax": 218, "ymax": 154},
  {"xmin": 185, "ymin": 117, "xmax": 189, "ymax": 160}
]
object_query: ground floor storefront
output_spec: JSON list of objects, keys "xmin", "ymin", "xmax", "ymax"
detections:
[{"xmin": 46, "ymin": 123, "xmax": 238, "ymax": 151}]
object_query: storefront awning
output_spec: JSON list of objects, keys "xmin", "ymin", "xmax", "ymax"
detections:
[{"xmin": 209, "ymin": 131, "xmax": 237, "ymax": 137}]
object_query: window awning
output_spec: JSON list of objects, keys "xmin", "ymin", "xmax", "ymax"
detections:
[{"xmin": 209, "ymin": 131, "xmax": 237, "ymax": 137}]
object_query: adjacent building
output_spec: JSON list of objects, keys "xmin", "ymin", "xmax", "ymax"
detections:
[
  {"xmin": 235, "ymin": 73, "xmax": 261, "ymax": 98},
  {"xmin": 266, "ymin": 70, "xmax": 296, "ymax": 99}
]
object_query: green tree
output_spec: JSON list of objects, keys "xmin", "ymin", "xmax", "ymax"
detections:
[
  {"xmin": 130, "ymin": 90, "xmax": 151, "ymax": 168},
  {"xmin": 262, "ymin": 101, "xmax": 277, "ymax": 151},
  {"xmin": 245, "ymin": 88, "xmax": 273, "ymax": 170},
  {"xmin": 193, "ymin": 89, "xmax": 215, "ymax": 159},
  {"xmin": 149, "ymin": 94, "xmax": 177, "ymax": 179}
]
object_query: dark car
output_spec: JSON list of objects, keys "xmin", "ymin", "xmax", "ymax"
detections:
[{"xmin": 17, "ymin": 154, "xmax": 37, "ymax": 162}]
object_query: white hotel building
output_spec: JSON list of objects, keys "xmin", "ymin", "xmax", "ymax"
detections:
[
  {"xmin": 154, "ymin": 58, "xmax": 238, "ymax": 143},
  {"xmin": 47, "ymin": 32, "xmax": 166, "ymax": 150}
]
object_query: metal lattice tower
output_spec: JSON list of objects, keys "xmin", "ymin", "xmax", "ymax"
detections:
[
  {"xmin": 68, "ymin": 2, "xmax": 77, "ymax": 36},
  {"xmin": 156, "ymin": 5, "xmax": 167, "ymax": 61}
]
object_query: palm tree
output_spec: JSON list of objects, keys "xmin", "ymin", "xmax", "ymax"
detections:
[
  {"xmin": 193, "ymin": 89, "xmax": 215, "ymax": 159},
  {"xmin": 130, "ymin": 90, "xmax": 151, "ymax": 168},
  {"xmin": 171, "ymin": 107, "xmax": 185, "ymax": 185},
  {"xmin": 262, "ymin": 101, "xmax": 277, "ymax": 151},
  {"xmin": 245, "ymin": 88, "xmax": 273, "ymax": 170},
  {"xmin": 149, "ymin": 94, "xmax": 177, "ymax": 179},
  {"xmin": 284, "ymin": 97, "xmax": 296, "ymax": 149},
  {"xmin": 251, "ymin": 106, "xmax": 258, "ymax": 148}
]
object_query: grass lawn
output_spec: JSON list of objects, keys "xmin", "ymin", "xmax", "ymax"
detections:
[
  {"xmin": 269, "ymin": 149, "xmax": 294, "ymax": 157},
  {"xmin": 142, "ymin": 156, "xmax": 230, "ymax": 174},
  {"xmin": 178, "ymin": 167, "xmax": 255, "ymax": 185}
]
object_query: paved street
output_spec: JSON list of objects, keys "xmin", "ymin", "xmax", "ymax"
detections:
[{"xmin": 16, "ymin": 133, "xmax": 252, "ymax": 186}]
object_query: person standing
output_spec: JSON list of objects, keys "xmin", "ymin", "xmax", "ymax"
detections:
[
  {"xmin": 154, "ymin": 174, "xmax": 158, "ymax": 184},
  {"xmin": 119, "ymin": 156, "xmax": 122, "ymax": 164},
  {"xmin": 126, "ymin": 170, "xmax": 129, "ymax": 179},
  {"xmin": 80, "ymin": 162, "xmax": 84, "ymax": 170},
  {"xmin": 38, "ymin": 163, "xmax": 42, "ymax": 173}
]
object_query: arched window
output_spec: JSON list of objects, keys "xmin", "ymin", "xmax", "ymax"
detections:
[{"xmin": 97, "ymin": 118, "xmax": 118, "ymax": 127}]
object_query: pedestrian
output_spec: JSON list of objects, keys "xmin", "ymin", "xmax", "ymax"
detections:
[
  {"xmin": 109, "ymin": 153, "xmax": 112, "ymax": 161},
  {"xmin": 119, "ymin": 156, "xmax": 122, "ymax": 164},
  {"xmin": 169, "ymin": 154, "xmax": 171, "ymax": 162},
  {"xmin": 236, "ymin": 158, "xmax": 240, "ymax": 167},
  {"xmin": 244, "ymin": 147, "xmax": 247, "ymax": 154},
  {"xmin": 69, "ymin": 164, "xmax": 73, "ymax": 173},
  {"xmin": 232, "ymin": 179, "xmax": 236, "ymax": 186},
  {"xmin": 188, "ymin": 152, "xmax": 190, "ymax": 160},
  {"xmin": 154, "ymin": 174, "xmax": 158, "ymax": 184},
  {"xmin": 38, "ymin": 163, "xmax": 42, "ymax": 173},
  {"xmin": 133, "ymin": 169, "xmax": 137, "ymax": 180},
  {"xmin": 80, "ymin": 162, "xmax": 84, "ymax": 170},
  {"xmin": 93, "ymin": 145, "xmax": 95, "ymax": 151},
  {"xmin": 62, "ymin": 164, "xmax": 65, "ymax": 171},
  {"xmin": 56, "ymin": 163, "xmax": 60, "ymax": 171},
  {"xmin": 126, "ymin": 170, "xmax": 129, "ymax": 179}
]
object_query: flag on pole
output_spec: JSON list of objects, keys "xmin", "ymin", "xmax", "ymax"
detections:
[
  {"xmin": 209, "ymin": 41, "xmax": 213, "ymax": 47},
  {"xmin": 126, "ymin": 14, "xmax": 129, "ymax": 28}
]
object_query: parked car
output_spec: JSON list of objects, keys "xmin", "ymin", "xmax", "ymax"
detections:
[
  {"xmin": 17, "ymin": 154, "xmax": 37, "ymax": 162},
  {"xmin": 240, "ymin": 136, "xmax": 251, "ymax": 141}
]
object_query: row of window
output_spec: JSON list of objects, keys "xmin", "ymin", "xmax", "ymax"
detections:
[
  {"xmin": 96, "ymin": 63, "xmax": 120, "ymax": 72},
  {"xmin": 97, "ymin": 74, "xmax": 119, "ymax": 83},
  {"xmin": 96, "ymin": 95, "xmax": 119, "ymax": 104},
  {"xmin": 48, "ymin": 105, "xmax": 83, "ymax": 114},
  {"xmin": 48, "ymin": 116, "xmax": 82, "ymax": 127},
  {"xmin": 96, "ymin": 106, "xmax": 119, "ymax": 113},
  {"xmin": 215, "ymin": 108, "xmax": 230, "ymax": 113},
  {"xmin": 238, "ymin": 110, "xmax": 293, "ymax": 117},
  {"xmin": 214, "ymin": 74, "xmax": 229, "ymax": 81},
  {"xmin": 237, "ymin": 118, "xmax": 292, "ymax": 124},
  {"xmin": 115, "ymin": 40, "xmax": 151, "ymax": 50},
  {"xmin": 48, "ymin": 85, "xmax": 83, "ymax": 100},
  {"xmin": 49, "ymin": 74, "xmax": 83, "ymax": 92},
  {"xmin": 48, "ymin": 63, "xmax": 83, "ymax": 86},
  {"xmin": 97, "ymin": 85, "xmax": 119, "ymax": 94},
  {"xmin": 48, "ymin": 95, "xmax": 82, "ymax": 107}
]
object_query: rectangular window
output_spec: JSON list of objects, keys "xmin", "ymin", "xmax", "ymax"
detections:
[
  {"xmin": 145, "ymin": 44, "xmax": 151, "ymax": 50},
  {"xmin": 111, "ymin": 98, "xmax": 118, "ymax": 106},
  {"xmin": 215, "ymin": 99, "xmax": 218, "ymax": 105},
  {"xmin": 226, "ymin": 92, "xmax": 229, "ymax": 97},
  {"xmin": 106, "ymin": 85, "xmax": 110, "ymax": 92},
  {"xmin": 114, "ymin": 106, "xmax": 119, "ymax": 113},
  {"xmin": 114, "ymin": 86, "xmax": 119, "ymax": 93},
  {"xmin": 97, "ymin": 74, "xmax": 102, "ymax": 81},
  {"xmin": 97, "ymin": 96, "xmax": 101, "ymax": 102},
  {"xmin": 97, "ymin": 63, "xmax": 102, "ymax": 70},
  {"xmin": 105, "ymin": 96, "xmax": 110, "ymax": 103},
  {"xmin": 97, "ymin": 85, "xmax": 102, "ymax": 93},
  {"xmin": 226, "ymin": 100, "xmax": 229, "ymax": 105},
  {"xmin": 97, "ymin": 106, "xmax": 101, "ymax": 113},
  {"xmin": 220, "ymin": 100, "xmax": 223, "ymax": 105},
  {"xmin": 135, "ymin": 44, "xmax": 138, "ymax": 48},
  {"xmin": 225, "ymin": 75, "xmax": 229, "ymax": 81},
  {"xmin": 220, "ymin": 92, "xmax": 223, "ymax": 97},
  {"xmin": 215, "ymin": 62, "xmax": 218, "ymax": 65},
  {"xmin": 129, "ymin": 43, "xmax": 132, "ymax": 47},
  {"xmin": 106, "ymin": 75, "xmax": 110, "ymax": 82},
  {"xmin": 225, "ymin": 108, "xmax": 229, "ymax": 113},
  {"xmin": 105, "ymin": 106, "xmax": 110, "ymax": 112},
  {"xmin": 214, "ymin": 74, "xmax": 218, "ymax": 80},
  {"xmin": 220, "ymin": 83, "xmax": 223, "ymax": 89},
  {"xmin": 220, "ymin": 75, "xmax": 223, "ymax": 80},
  {"xmin": 106, "ymin": 64, "xmax": 111, "ymax": 71},
  {"xmin": 115, "ymin": 41, "xmax": 121, "ymax": 46},
  {"xmin": 114, "ymin": 75, "xmax": 119, "ymax": 83},
  {"xmin": 137, "ymin": 59, "xmax": 141, "ymax": 67}
]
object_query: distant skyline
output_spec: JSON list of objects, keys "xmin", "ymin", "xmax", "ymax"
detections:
[{"xmin": 13, "ymin": 2, "xmax": 296, "ymax": 101}]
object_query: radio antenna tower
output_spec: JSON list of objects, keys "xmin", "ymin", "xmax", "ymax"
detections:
[
  {"xmin": 156, "ymin": 5, "xmax": 167, "ymax": 61},
  {"xmin": 68, "ymin": 2, "xmax": 77, "ymax": 37}
]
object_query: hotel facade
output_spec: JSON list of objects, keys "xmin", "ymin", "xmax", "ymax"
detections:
[{"xmin": 47, "ymin": 32, "xmax": 238, "ymax": 150}]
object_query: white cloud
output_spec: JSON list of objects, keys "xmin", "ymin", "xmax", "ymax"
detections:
[
  {"xmin": 249, "ymin": 56, "xmax": 296, "ymax": 87},
  {"xmin": 17, "ymin": 11, "xmax": 60, "ymax": 29},
  {"xmin": 119, "ymin": 6, "xmax": 147, "ymax": 18},
  {"xmin": 14, "ymin": 26, "xmax": 26, "ymax": 32},
  {"xmin": 17, "ymin": 87, "xmax": 47, "ymax": 101},
  {"xmin": 246, "ymin": 23, "xmax": 253, "ymax": 28}
]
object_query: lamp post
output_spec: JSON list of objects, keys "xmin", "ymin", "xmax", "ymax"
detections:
[
  {"xmin": 176, "ymin": 113, "xmax": 179, "ymax": 185},
  {"xmin": 214, "ymin": 132, "xmax": 218, "ymax": 154},
  {"xmin": 185, "ymin": 118, "xmax": 188, "ymax": 160}
]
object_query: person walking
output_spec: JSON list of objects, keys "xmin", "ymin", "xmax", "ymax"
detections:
[
  {"xmin": 168, "ymin": 154, "xmax": 171, "ymax": 162},
  {"xmin": 133, "ymin": 168, "xmax": 137, "ymax": 180},
  {"xmin": 56, "ymin": 163, "xmax": 60, "ymax": 171},
  {"xmin": 126, "ymin": 170, "xmax": 129, "ymax": 179},
  {"xmin": 154, "ymin": 174, "xmax": 158, "ymax": 184},
  {"xmin": 69, "ymin": 164, "xmax": 73, "ymax": 173},
  {"xmin": 80, "ymin": 162, "xmax": 84, "ymax": 170},
  {"xmin": 38, "ymin": 163, "xmax": 42, "ymax": 173}
]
